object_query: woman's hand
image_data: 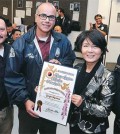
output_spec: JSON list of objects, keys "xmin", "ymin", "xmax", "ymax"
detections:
[{"xmin": 71, "ymin": 94, "xmax": 84, "ymax": 107}]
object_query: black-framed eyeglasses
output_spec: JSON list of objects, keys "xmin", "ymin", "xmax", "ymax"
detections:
[{"xmin": 37, "ymin": 14, "xmax": 56, "ymax": 21}]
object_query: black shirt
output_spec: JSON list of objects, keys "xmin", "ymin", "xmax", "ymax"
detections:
[{"xmin": 0, "ymin": 51, "xmax": 9, "ymax": 110}]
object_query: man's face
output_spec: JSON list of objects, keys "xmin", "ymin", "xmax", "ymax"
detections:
[
  {"xmin": 7, "ymin": 26, "xmax": 13, "ymax": 33},
  {"xmin": 54, "ymin": 26, "xmax": 62, "ymax": 33},
  {"xmin": 0, "ymin": 19, "xmax": 7, "ymax": 45},
  {"xmin": 12, "ymin": 31, "xmax": 21, "ymax": 40},
  {"xmin": 35, "ymin": 3, "xmax": 56, "ymax": 35},
  {"xmin": 95, "ymin": 16, "xmax": 102, "ymax": 25}
]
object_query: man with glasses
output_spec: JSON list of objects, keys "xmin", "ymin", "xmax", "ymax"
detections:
[
  {"xmin": 89, "ymin": 14, "xmax": 108, "ymax": 36},
  {"xmin": 5, "ymin": 2, "xmax": 75, "ymax": 134}
]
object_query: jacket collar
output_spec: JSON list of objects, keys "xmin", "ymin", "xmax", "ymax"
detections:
[
  {"xmin": 85, "ymin": 63, "xmax": 104, "ymax": 97},
  {"xmin": 23, "ymin": 25, "xmax": 62, "ymax": 43}
]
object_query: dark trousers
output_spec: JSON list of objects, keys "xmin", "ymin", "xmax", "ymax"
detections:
[
  {"xmin": 70, "ymin": 125, "xmax": 106, "ymax": 134},
  {"xmin": 18, "ymin": 109, "xmax": 57, "ymax": 134},
  {"xmin": 114, "ymin": 117, "xmax": 120, "ymax": 134}
]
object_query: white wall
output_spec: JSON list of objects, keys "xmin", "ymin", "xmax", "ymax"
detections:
[
  {"xmin": 85, "ymin": 0, "xmax": 99, "ymax": 30},
  {"xmin": 106, "ymin": 0, "xmax": 120, "ymax": 63}
]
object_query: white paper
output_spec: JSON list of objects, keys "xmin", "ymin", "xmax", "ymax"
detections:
[
  {"xmin": 26, "ymin": 1, "xmax": 33, "ymax": 8},
  {"xmin": 34, "ymin": 62, "xmax": 77, "ymax": 125},
  {"xmin": 70, "ymin": 3, "xmax": 74, "ymax": 11},
  {"xmin": 16, "ymin": 10, "xmax": 25, "ymax": 18},
  {"xmin": 14, "ymin": 17, "xmax": 22, "ymax": 26},
  {"xmin": 3, "ymin": 7, "xmax": 8, "ymax": 15},
  {"xmin": 72, "ymin": 11, "xmax": 79, "ymax": 21},
  {"xmin": 26, "ymin": 8, "xmax": 31, "ymax": 16}
]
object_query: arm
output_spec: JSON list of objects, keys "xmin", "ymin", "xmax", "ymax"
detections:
[
  {"xmin": 83, "ymin": 72, "xmax": 115, "ymax": 117},
  {"xmin": 95, "ymin": 23, "xmax": 108, "ymax": 36},
  {"xmin": 5, "ymin": 38, "xmax": 39, "ymax": 117},
  {"xmin": 4, "ymin": 38, "xmax": 29, "ymax": 107},
  {"xmin": 72, "ymin": 72, "xmax": 115, "ymax": 118},
  {"xmin": 49, "ymin": 36, "xmax": 76, "ymax": 67}
]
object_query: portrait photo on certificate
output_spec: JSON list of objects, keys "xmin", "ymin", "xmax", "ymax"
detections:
[{"xmin": 34, "ymin": 62, "xmax": 77, "ymax": 125}]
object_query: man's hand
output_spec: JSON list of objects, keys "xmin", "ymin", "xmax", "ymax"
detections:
[
  {"xmin": 25, "ymin": 100, "xmax": 39, "ymax": 118},
  {"xmin": 71, "ymin": 94, "xmax": 84, "ymax": 107},
  {"xmin": 89, "ymin": 22, "xmax": 93, "ymax": 30},
  {"xmin": 49, "ymin": 59, "xmax": 61, "ymax": 65}
]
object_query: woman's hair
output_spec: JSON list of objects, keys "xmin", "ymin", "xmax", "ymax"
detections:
[{"xmin": 74, "ymin": 29, "xmax": 107, "ymax": 55}]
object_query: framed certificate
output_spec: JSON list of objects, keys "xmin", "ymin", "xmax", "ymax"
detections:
[{"xmin": 34, "ymin": 62, "xmax": 77, "ymax": 125}]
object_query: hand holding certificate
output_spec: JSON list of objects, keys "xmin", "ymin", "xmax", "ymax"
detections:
[{"xmin": 34, "ymin": 62, "xmax": 77, "ymax": 125}]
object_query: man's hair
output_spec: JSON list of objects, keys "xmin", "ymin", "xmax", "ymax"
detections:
[
  {"xmin": 94, "ymin": 14, "xmax": 102, "ymax": 20},
  {"xmin": 58, "ymin": 8, "xmax": 65, "ymax": 14},
  {"xmin": 12, "ymin": 29, "xmax": 21, "ymax": 35},
  {"xmin": 0, "ymin": 16, "xmax": 7, "ymax": 26}
]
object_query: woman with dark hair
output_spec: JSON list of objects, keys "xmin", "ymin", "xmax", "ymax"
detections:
[{"xmin": 69, "ymin": 29, "xmax": 115, "ymax": 134}]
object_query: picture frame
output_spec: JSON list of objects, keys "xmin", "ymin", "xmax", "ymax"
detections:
[
  {"xmin": 117, "ymin": 13, "xmax": 120, "ymax": 22},
  {"xmin": 17, "ymin": 0, "xmax": 23, "ymax": 8},
  {"xmin": 74, "ymin": 2, "xmax": 80, "ymax": 12},
  {"xmin": 53, "ymin": 1, "xmax": 59, "ymax": 10},
  {"xmin": 70, "ymin": 3, "xmax": 74, "ymax": 11}
]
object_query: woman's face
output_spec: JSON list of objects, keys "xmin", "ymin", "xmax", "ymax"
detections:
[{"xmin": 81, "ymin": 38, "xmax": 102, "ymax": 65}]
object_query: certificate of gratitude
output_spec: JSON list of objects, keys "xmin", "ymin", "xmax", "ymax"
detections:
[{"xmin": 34, "ymin": 62, "xmax": 77, "ymax": 125}]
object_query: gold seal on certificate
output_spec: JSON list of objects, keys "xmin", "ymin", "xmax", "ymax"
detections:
[{"xmin": 34, "ymin": 62, "xmax": 77, "ymax": 125}]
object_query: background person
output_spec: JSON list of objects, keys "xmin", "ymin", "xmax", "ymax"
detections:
[
  {"xmin": 69, "ymin": 30, "xmax": 115, "ymax": 134},
  {"xmin": 11, "ymin": 29, "xmax": 21, "ymax": 40},
  {"xmin": 0, "ymin": 16, "xmax": 13, "ymax": 134},
  {"xmin": 6, "ymin": 29, "xmax": 21, "ymax": 45},
  {"xmin": 112, "ymin": 55, "xmax": 120, "ymax": 134},
  {"xmin": 6, "ymin": 21, "xmax": 13, "ymax": 38},
  {"xmin": 5, "ymin": 2, "xmax": 75, "ymax": 134},
  {"xmin": 54, "ymin": 25, "xmax": 62, "ymax": 33},
  {"xmin": 89, "ymin": 14, "xmax": 108, "ymax": 36},
  {"xmin": 55, "ymin": 8, "xmax": 71, "ymax": 36}
]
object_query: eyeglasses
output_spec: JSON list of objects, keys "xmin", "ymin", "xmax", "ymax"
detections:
[{"xmin": 37, "ymin": 14, "xmax": 56, "ymax": 21}]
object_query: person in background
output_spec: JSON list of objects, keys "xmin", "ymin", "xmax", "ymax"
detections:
[
  {"xmin": 12, "ymin": 29, "xmax": 21, "ymax": 41},
  {"xmin": 0, "ymin": 16, "xmax": 13, "ymax": 134},
  {"xmin": 55, "ymin": 8, "xmax": 71, "ymax": 36},
  {"xmin": 6, "ymin": 21, "xmax": 13, "ymax": 38},
  {"xmin": 112, "ymin": 55, "xmax": 120, "ymax": 134},
  {"xmin": 54, "ymin": 25, "xmax": 62, "ymax": 33},
  {"xmin": 69, "ymin": 29, "xmax": 115, "ymax": 134},
  {"xmin": 7, "ymin": 29, "xmax": 21, "ymax": 45},
  {"xmin": 89, "ymin": 14, "xmax": 108, "ymax": 36},
  {"xmin": 5, "ymin": 2, "xmax": 75, "ymax": 134}
]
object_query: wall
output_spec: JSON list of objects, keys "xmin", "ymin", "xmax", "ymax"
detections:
[
  {"xmin": 12, "ymin": 0, "xmax": 88, "ymax": 30},
  {"xmin": 106, "ymin": 0, "xmax": 120, "ymax": 63},
  {"xmin": 0, "ymin": 0, "xmax": 12, "ymax": 22},
  {"xmin": 85, "ymin": 0, "xmax": 99, "ymax": 30}
]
